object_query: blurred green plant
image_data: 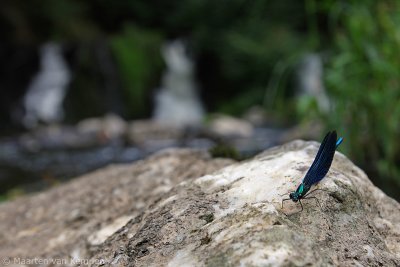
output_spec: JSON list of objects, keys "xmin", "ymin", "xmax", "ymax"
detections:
[
  {"xmin": 65, "ymin": 43, "xmax": 109, "ymax": 121},
  {"xmin": 320, "ymin": 0, "xmax": 400, "ymax": 193},
  {"xmin": 194, "ymin": 1, "xmax": 308, "ymax": 116},
  {"xmin": 296, "ymin": 95, "xmax": 320, "ymax": 120},
  {"xmin": 0, "ymin": 187, "xmax": 25, "ymax": 202},
  {"xmin": 110, "ymin": 24, "xmax": 163, "ymax": 118},
  {"xmin": 209, "ymin": 144, "xmax": 241, "ymax": 160},
  {"xmin": 1, "ymin": 0, "xmax": 97, "ymax": 42},
  {"xmin": 0, "ymin": 194, "xmax": 8, "ymax": 202}
]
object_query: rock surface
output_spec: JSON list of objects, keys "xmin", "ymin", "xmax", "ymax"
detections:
[
  {"xmin": 0, "ymin": 149, "xmax": 233, "ymax": 266},
  {"xmin": 209, "ymin": 114, "xmax": 254, "ymax": 138},
  {"xmin": 0, "ymin": 141, "xmax": 399, "ymax": 266}
]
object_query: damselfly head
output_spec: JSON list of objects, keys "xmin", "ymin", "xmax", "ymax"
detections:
[{"xmin": 289, "ymin": 192, "xmax": 299, "ymax": 202}]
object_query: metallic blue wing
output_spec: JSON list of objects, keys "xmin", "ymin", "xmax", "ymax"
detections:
[{"xmin": 302, "ymin": 131, "xmax": 339, "ymax": 186}]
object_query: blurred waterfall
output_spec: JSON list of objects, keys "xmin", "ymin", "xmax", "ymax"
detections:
[
  {"xmin": 23, "ymin": 43, "xmax": 70, "ymax": 128},
  {"xmin": 297, "ymin": 53, "xmax": 330, "ymax": 112},
  {"xmin": 153, "ymin": 40, "xmax": 204, "ymax": 127}
]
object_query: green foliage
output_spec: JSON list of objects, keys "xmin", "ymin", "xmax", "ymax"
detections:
[
  {"xmin": 296, "ymin": 95, "xmax": 320, "ymax": 121},
  {"xmin": 110, "ymin": 24, "xmax": 163, "ymax": 117},
  {"xmin": 0, "ymin": 187, "xmax": 25, "ymax": 202},
  {"xmin": 64, "ymin": 43, "xmax": 108, "ymax": 121},
  {"xmin": 209, "ymin": 144, "xmax": 241, "ymax": 161},
  {"xmin": 322, "ymin": 0, "xmax": 400, "ymax": 189},
  {"xmin": 1, "ymin": 0, "xmax": 96, "ymax": 42},
  {"xmin": 0, "ymin": 194, "xmax": 8, "ymax": 202},
  {"xmin": 3, "ymin": 0, "xmax": 310, "ymax": 118},
  {"xmin": 4, "ymin": 0, "xmax": 400, "ymax": 195},
  {"xmin": 123, "ymin": 0, "xmax": 310, "ymax": 116},
  {"xmin": 218, "ymin": 88, "xmax": 265, "ymax": 116},
  {"xmin": 198, "ymin": 1, "xmax": 309, "ymax": 116}
]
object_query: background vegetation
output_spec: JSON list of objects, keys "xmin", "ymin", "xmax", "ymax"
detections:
[
  {"xmin": 1, "ymin": 0, "xmax": 399, "ymax": 198},
  {"xmin": 322, "ymin": 0, "xmax": 400, "ymax": 197}
]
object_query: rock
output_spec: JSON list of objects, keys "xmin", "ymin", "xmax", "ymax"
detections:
[
  {"xmin": 209, "ymin": 114, "xmax": 254, "ymax": 138},
  {"xmin": 19, "ymin": 124, "xmax": 98, "ymax": 151},
  {"xmin": 127, "ymin": 120, "xmax": 183, "ymax": 147},
  {"xmin": 77, "ymin": 113, "xmax": 127, "ymax": 141},
  {"xmin": 242, "ymin": 106, "xmax": 268, "ymax": 126},
  {"xmin": 18, "ymin": 114, "xmax": 127, "ymax": 151},
  {"xmin": 279, "ymin": 121, "xmax": 324, "ymax": 144},
  {"xmin": 0, "ymin": 149, "xmax": 233, "ymax": 266},
  {"xmin": 0, "ymin": 141, "xmax": 399, "ymax": 266}
]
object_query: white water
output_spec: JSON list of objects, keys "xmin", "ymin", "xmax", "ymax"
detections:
[
  {"xmin": 297, "ymin": 53, "xmax": 330, "ymax": 112},
  {"xmin": 23, "ymin": 42, "xmax": 71, "ymax": 128},
  {"xmin": 153, "ymin": 40, "xmax": 204, "ymax": 127}
]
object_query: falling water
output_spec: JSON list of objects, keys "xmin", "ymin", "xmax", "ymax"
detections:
[
  {"xmin": 153, "ymin": 40, "xmax": 204, "ymax": 127},
  {"xmin": 297, "ymin": 53, "xmax": 330, "ymax": 112},
  {"xmin": 23, "ymin": 42, "xmax": 71, "ymax": 128}
]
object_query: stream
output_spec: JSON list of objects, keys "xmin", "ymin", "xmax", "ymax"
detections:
[{"xmin": 0, "ymin": 126, "xmax": 283, "ymax": 196}]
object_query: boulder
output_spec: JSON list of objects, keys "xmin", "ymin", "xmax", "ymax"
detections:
[
  {"xmin": 77, "ymin": 113, "xmax": 127, "ymax": 142},
  {"xmin": 126, "ymin": 120, "xmax": 183, "ymax": 146},
  {"xmin": 242, "ymin": 106, "xmax": 268, "ymax": 126},
  {"xmin": 0, "ymin": 149, "xmax": 233, "ymax": 266},
  {"xmin": 209, "ymin": 114, "xmax": 254, "ymax": 138},
  {"xmin": 0, "ymin": 141, "xmax": 399, "ymax": 266}
]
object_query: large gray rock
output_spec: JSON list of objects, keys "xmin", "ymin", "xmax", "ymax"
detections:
[
  {"xmin": 1, "ymin": 141, "xmax": 399, "ymax": 266},
  {"xmin": 0, "ymin": 149, "xmax": 232, "ymax": 266}
]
